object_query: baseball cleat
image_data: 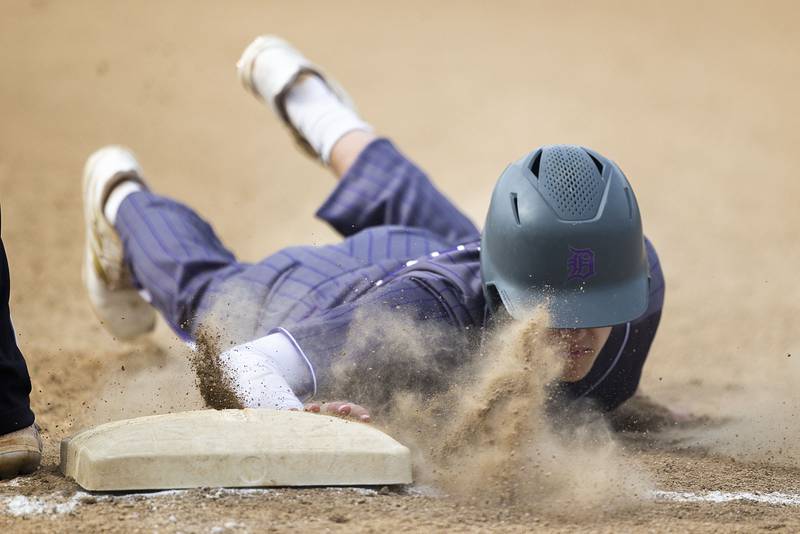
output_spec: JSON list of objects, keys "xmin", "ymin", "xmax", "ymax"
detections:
[
  {"xmin": 236, "ymin": 35, "xmax": 356, "ymax": 159},
  {"xmin": 82, "ymin": 146, "xmax": 156, "ymax": 340},
  {"xmin": 0, "ymin": 424, "xmax": 42, "ymax": 479}
]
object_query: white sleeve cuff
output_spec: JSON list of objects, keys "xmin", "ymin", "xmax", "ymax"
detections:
[
  {"xmin": 216, "ymin": 329, "xmax": 316, "ymax": 410},
  {"xmin": 261, "ymin": 328, "xmax": 316, "ymax": 400}
]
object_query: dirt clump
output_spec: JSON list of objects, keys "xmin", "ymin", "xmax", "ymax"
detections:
[{"xmin": 189, "ymin": 327, "xmax": 243, "ymax": 410}]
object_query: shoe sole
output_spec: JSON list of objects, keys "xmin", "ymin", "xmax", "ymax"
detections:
[
  {"xmin": 237, "ymin": 35, "xmax": 290, "ymax": 100},
  {"xmin": 0, "ymin": 451, "xmax": 41, "ymax": 479},
  {"xmin": 81, "ymin": 148, "xmax": 156, "ymax": 340}
]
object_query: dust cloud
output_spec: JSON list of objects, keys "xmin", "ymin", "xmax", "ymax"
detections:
[
  {"xmin": 79, "ymin": 279, "xmax": 267, "ymax": 427},
  {"xmin": 81, "ymin": 338, "xmax": 204, "ymax": 427},
  {"xmin": 186, "ymin": 280, "xmax": 282, "ymax": 410},
  {"xmin": 330, "ymin": 306, "xmax": 652, "ymax": 512}
]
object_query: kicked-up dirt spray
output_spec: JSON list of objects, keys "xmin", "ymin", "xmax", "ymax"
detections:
[{"xmin": 330, "ymin": 306, "xmax": 652, "ymax": 512}]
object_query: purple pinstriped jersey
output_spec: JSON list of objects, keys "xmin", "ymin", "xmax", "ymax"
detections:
[{"xmin": 231, "ymin": 140, "xmax": 487, "ymax": 365}]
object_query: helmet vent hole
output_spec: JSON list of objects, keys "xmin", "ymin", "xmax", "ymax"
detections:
[
  {"xmin": 530, "ymin": 150, "xmax": 542, "ymax": 178},
  {"xmin": 510, "ymin": 192, "xmax": 521, "ymax": 225},
  {"xmin": 588, "ymin": 154, "xmax": 604, "ymax": 175}
]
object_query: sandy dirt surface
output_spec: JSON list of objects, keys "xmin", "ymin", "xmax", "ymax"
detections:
[{"xmin": 1, "ymin": 0, "xmax": 800, "ymax": 531}]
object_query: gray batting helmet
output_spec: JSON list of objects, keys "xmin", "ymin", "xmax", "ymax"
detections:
[{"xmin": 480, "ymin": 144, "xmax": 649, "ymax": 328}]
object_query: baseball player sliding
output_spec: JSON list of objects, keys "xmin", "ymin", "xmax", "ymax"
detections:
[{"xmin": 81, "ymin": 36, "xmax": 664, "ymax": 422}]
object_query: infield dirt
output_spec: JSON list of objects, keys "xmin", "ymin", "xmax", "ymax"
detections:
[{"xmin": 1, "ymin": 1, "xmax": 800, "ymax": 532}]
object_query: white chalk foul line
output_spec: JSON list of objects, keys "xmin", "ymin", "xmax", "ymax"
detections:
[
  {"xmin": 653, "ymin": 490, "xmax": 800, "ymax": 506},
  {"xmin": 3, "ymin": 487, "xmax": 800, "ymax": 517},
  {"xmin": 0, "ymin": 487, "xmax": 376, "ymax": 518}
]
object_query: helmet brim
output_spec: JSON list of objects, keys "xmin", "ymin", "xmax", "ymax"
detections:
[{"xmin": 496, "ymin": 274, "xmax": 650, "ymax": 329}]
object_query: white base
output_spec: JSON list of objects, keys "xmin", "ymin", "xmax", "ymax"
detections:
[{"xmin": 60, "ymin": 409, "xmax": 412, "ymax": 491}]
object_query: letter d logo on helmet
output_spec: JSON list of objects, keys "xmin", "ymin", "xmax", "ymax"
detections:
[{"xmin": 480, "ymin": 144, "xmax": 649, "ymax": 328}]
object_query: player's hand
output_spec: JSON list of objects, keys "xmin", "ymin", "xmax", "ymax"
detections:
[{"xmin": 304, "ymin": 401, "xmax": 371, "ymax": 423}]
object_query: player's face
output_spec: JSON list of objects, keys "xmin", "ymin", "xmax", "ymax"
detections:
[{"xmin": 547, "ymin": 326, "xmax": 613, "ymax": 382}]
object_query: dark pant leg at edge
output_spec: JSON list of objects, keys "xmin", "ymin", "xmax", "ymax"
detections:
[{"xmin": 0, "ymin": 218, "xmax": 35, "ymax": 435}]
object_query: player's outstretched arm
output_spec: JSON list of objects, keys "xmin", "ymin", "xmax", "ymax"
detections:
[{"xmin": 215, "ymin": 332, "xmax": 372, "ymax": 423}]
